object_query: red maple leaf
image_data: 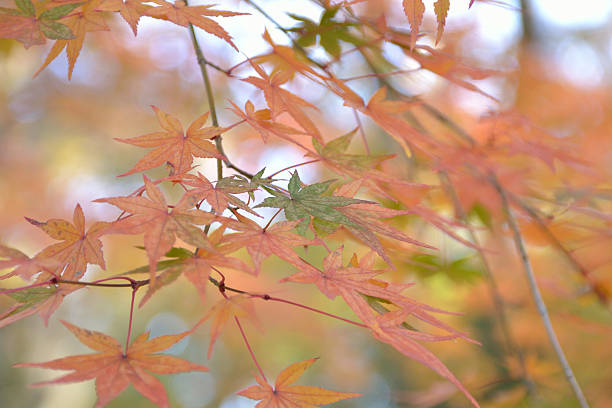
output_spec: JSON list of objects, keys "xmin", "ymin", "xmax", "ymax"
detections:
[{"xmin": 197, "ymin": 293, "xmax": 258, "ymax": 358}]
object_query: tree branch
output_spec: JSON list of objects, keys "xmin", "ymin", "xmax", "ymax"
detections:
[{"xmin": 491, "ymin": 174, "xmax": 590, "ymax": 408}]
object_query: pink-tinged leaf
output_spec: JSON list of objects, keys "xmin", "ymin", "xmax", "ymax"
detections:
[{"xmin": 95, "ymin": 176, "xmax": 214, "ymax": 286}]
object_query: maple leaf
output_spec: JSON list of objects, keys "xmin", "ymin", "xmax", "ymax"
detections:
[
  {"xmin": 283, "ymin": 248, "xmax": 478, "ymax": 406},
  {"xmin": 183, "ymin": 172, "xmax": 259, "ymax": 216},
  {"xmin": 228, "ymin": 99, "xmax": 309, "ymax": 147},
  {"xmin": 15, "ymin": 321, "xmax": 207, "ymax": 408},
  {"xmin": 137, "ymin": 227, "xmax": 254, "ymax": 303},
  {"xmin": 356, "ymin": 87, "xmax": 438, "ymax": 157},
  {"xmin": 213, "ymin": 168, "xmax": 277, "ymax": 203},
  {"xmin": 365, "ymin": 310, "xmax": 480, "ymax": 407},
  {"xmin": 242, "ymin": 60, "xmax": 322, "ymax": 140},
  {"xmin": 322, "ymin": 180, "xmax": 435, "ymax": 266},
  {"xmin": 283, "ymin": 247, "xmax": 384, "ymax": 300},
  {"xmin": 0, "ymin": 244, "xmax": 58, "ymax": 280},
  {"xmin": 25, "ymin": 203, "xmax": 108, "ymax": 280},
  {"xmin": 238, "ymin": 357, "xmax": 361, "ymax": 407},
  {"xmin": 259, "ymin": 28, "xmax": 325, "ymax": 80},
  {"xmin": 408, "ymin": 45, "xmax": 499, "ymax": 100},
  {"xmin": 309, "ymin": 130, "xmax": 430, "ymax": 199},
  {"xmin": 434, "ymin": 0, "xmax": 450, "ymax": 44},
  {"xmin": 219, "ymin": 213, "xmax": 318, "ymax": 276},
  {"xmin": 99, "ymin": 0, "xmax": 152, "ymax": 36},
  {"xmin": 0, "ymin": 284, "xmax": 80, "ymax": 328},
  {"xmin": 144, "ymin": 0, "xmax": 246, "ymax": 51},
  {"xmin": 282, "ymin": 247, "xmax": 414, "ymax": 323},
  {"xmin": 34, "ymin": 0, "xmax": 110, "ymax": 79},
  {"xmin": 116, "ymin": 106, "xmax": 224, "ymax": 177},
  {"xmin": 287, "ymin": 6, "xmax": 363, "ymax": 59},
  {"xmin": 95, "ymin": 176, "xmax": 215, "ymax": 283},
  {"xmin": 257, "ymin": 171, "xmax": 369, "ymax": 236},
  {"xmin": 403, "ymin": 0, "xmax": 425, "ymax": 49},
  {"xmin": 0, "ymin": 0, "xmax": 80, "ymax": 48},
  {"xmin": 197, "ymin": 294, "xmax": 258, "ymax": 358}
]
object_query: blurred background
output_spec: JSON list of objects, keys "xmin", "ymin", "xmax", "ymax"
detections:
[{"xmin": 1, "ymin": 0, "xmax": 611, "ymax": 407}]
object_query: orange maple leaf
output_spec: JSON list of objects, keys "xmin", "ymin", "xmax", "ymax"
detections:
[
  {"xmin": 0, "ymin": 244, "xmax": 58, "ymax": 281},
  {"xmin": 228, "ymin": 99, "xmax": 308, "ymax": 146},
  {"xmin": 197, "ymin": 293, "xmax": 258, "ymax": 358},
  {"xmin": 15, "ymin": 321, "xmax": 207, "ymax": 408},
  {"xmin": 35, "ymin": 0, "xmax": 110, "ymax": 79},
  {"xmin": 408, "ymin": 45, "xmax": 499, "ymax": 100},
  {"xmin": 183, "ymin": 172, "xmax": 258, "ymax": 216},
  {"xmin": 25, "ymin": 203, "xmax": 108, "ymax": 280},
  {"xmin": 116, "ymin": 106, "xmax": 224, "ymax": 177},
  {"xmin": 99, "ymin": 0, "xmax": 152, "ymax": 36},
  {"xmin": 366, "ymin": 310, "xmax": 480, "ymax": 407},
  {"xmin": 95, "ymin": 176, "xmax": 215, "ymax": 283},
  {"xmin": 145, "ymin": 0, "xmax": 246, "ymax": 51},
  {"xmin": 242, "ymin": 61, "xmax": 322, "ymax": 140},
  {"xmin": 219, "ymin": 213, "xmax": 319, "ymax": 276},
  {"xmin": 140, "ymin": 226, "xmax": 254, "ymax": 303},
  {"xmin": 238, "ymin": 357, "xmax": 361, "ymax": 407},
  {"xmin": 0, "ymin": 284, "xmax": 80, "ymax": 328}
]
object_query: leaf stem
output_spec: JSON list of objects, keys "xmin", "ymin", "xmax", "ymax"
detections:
[
  {"xmin": 0, "ymin": 280, "xmax": 55, "ymax": 295},
  {"xmin": 263, "ymin": 208, "xmax": 283, "ymax": 232},
  {"xmin": 492, "ymin": 174, "xmax": 590, "ymax": 408},
  {"xmin": 234, "ymin": 315, "xmax": 267, "ymax": 382},
  {"xmin": 268, "ymin": 159, "xmax": 320, "ymax": 178},
  {"xmin": 261, "ymin": 295, "xmax": 368, "ymax": 329},
  {"xmin": 125, "ymin": 285, "xmax": 137, "ymax": 355},
  {"xmin": 206, "ymin": 274, "xmax": 367, "ymax": 329}
]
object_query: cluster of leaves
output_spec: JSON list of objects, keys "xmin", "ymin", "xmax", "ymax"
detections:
[{"xmin": 1, "ymin": 0, "xmax": 610, "ymax": 407}]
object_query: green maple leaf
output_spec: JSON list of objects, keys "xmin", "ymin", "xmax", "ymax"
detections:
[
  {"xmin": 217, "ymin": 168, "xmax": 277, "ymax": 202},
  {"xmin": 287, "ymin": 6, "xmax": 363, "ymax": 58},
  {"xmin": 256, "ymin": 171, "xmax": 368, "ymax": 235}
]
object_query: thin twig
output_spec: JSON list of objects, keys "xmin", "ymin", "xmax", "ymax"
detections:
[
  {"xmin": 492, "ymin": 174, "xmax": 590, "ymax": 408},
  {"xmin": 185, "ymin": 13, "xmax": 223, "ymax": 180}
]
